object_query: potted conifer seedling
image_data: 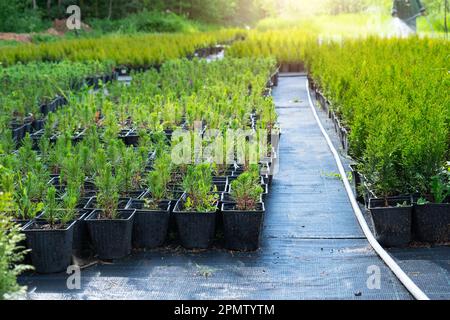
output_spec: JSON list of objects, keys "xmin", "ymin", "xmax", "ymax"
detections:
[
  {"xmin": 23, "ymin": 186, "xmax": 76, "ymax": 273},
  {"xmin": 86, "ymin": 164, "xmax": 136, "ymax": 260},
  {"xmin": 413, "ymin": 173, "xmax": 450, "ymax": 243},
  {"xmin": 173, "ymin": 164, "xmax": 218, "ymax": 249},
  {"xmin": 127, "ymin": 153, "xmax": 172, "ymax": 248},
  {"xmin": 222, "ymin": 170, "xmax": 265, "ymax": 251}
]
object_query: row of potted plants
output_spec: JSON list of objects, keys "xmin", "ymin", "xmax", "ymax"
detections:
[
  {"xmin": 311, "ymin": 82, "xmax": 449, "ymax": 248},
  {"xmin": 304, "ymin": 37, "xmax": 449, "ymax": 246},
  {"xmin": 12, "ymin": 156, "xmax": 270, "ymax": 273},
  {"xmin": 0, "ymin": 57, "xmax": 278, "ymax": 273}
]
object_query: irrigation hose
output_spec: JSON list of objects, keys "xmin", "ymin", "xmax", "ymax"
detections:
[{"xmin": 305, "ymin": 79, "xmax": 430, "ymax": 301}]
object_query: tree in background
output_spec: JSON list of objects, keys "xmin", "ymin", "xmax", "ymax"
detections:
[
  {"xmin": 0, "ymin": 0, "xmax": 46, "ymax": 32},
  {"xmin": 1, "ymin": 1, "xmax": 448, "ymax": 35},
  {"xmin": 10, "ymin": 0, "xmax": 270, "ymax": 27}
]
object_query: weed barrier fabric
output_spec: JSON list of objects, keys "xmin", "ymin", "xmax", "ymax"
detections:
[
  {"xmin": 307, "ymin": 75, "xmax": 450, "ymax": 301},
  {"xmin": 20, "ymin": 76, "xmax": 417, "ymax": 300}
]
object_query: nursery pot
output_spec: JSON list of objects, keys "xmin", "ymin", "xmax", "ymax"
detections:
[
  {"xmin": 23, "ymin": 220, "xmax": 76, "ymax": 273},
  {"xmin": 12, "ymin": 124, "xmax": 25, "ymax": 142},
  {"xmin": 369, "ymin": 197, "xmax": 412, "ymax": 247},
  {"xmin": 124, "ymin": 130, "xmax": 139, "ymax": 146},
  {"xmin": 221, "ymin": 202, "xmax": 265, "ymax": 251},
  {"xmin": 127, "ymin": 199, "xmax": 171, "ymax": 248},
  {"xmin": 72, "ymin": 209, "xmax": 92, "ymax": 255},
  {"xmin": 86, "ymin": 209, "xmax": 135, "ymax": 260},
  {"xmin": 173, "ymin": 194, "xmax": 217, "ymax": 249},
  {"xmin": 413, "ymin": 203, "xmax": 450, "ymax": 243},
  {"xmin": 349, "ymin": 164, "xmax": 364, "ymax": 203}
]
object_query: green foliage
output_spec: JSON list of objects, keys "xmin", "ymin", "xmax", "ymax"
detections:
[
  {"xmin": 14, "ymin": 173, "xmax": 44, "ymax": 221},
  {"xmin": 306, "ymin": 37, "xmax": 449, "ymax": 197},
  {"xmin": 95, "ymin": 163, "xmax": 120, "ymax": 219},
  {"xmin": 182, "ymin": 164, "xmax": 218, "ymax": 212},
  {"xmin": 117, "ymin": 146, "xmax": 142, "ymax": 194},
  {"xmin": 89, "ymin": 11, "xmax": 208, "ymax": 33},
  {"xmin": 0, "ymin": 1, "xmax": 47, "ymax": 33},
  {"xmin": 144, "ymin": 155, "xmax": 173, "ymax": 209},
  {"xmin": 0, "ymin": 61, "xmax": 112, "ymax": 123},
  {"xmin": 41, "ymin": 186, "xmax": 75, "ymax": 227},
  {"xmin": 0, "ymin": 30, "xmax": 241, "ymax": 66},
  {"xmin": 146, "ymin": 153, "xmax": 172, "ymax": 204},
  {"xmin": 0, "ymin": 193, "xmax": 32, "ymax": 300},
  {"xmin": 430, "ymin": 174, "xmax": 450, "ymax": 203},
  {"xmin": 230, "ymin": 169, "xmax": 263, "ymax": 211}
]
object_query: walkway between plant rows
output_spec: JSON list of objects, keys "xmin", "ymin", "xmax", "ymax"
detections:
[{"xmin": 19, "ymin": 75, "xmax": 412, "ymax": 300}]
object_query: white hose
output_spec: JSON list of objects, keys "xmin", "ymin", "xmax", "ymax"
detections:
[{"xmin": 305, "ymin": 79, "xmax": 430, "ymax": 301}]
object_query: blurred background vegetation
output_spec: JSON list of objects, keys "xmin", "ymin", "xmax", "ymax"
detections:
[{"xmin": 0, "ymin": 0, "xmax": 448, "ymax": 35}]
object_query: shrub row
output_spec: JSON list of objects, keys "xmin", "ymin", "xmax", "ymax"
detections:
[
  {"xmin": 0, "ymin": 30, "xmax": 243, "ymax": 67},
  {"xmin": 306, "ymin": 37, "xmax": 449, "ymax": 199},
  {"xmin": 229, "ymin": 32, "xmax": 449, "ymax": 200},
  {"xmin": 227, "ymin": 29, "xmax": 314, "ymax": 66}
]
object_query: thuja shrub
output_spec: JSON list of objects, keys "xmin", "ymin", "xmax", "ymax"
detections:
[
  {"xmin": 227, "ymin": 29, "xmax": 314, "ymax": 64},
  {"xmin": 0, "ymin": 61, "xmax": 112, "ymax": 118},
  {"xmin": 0, "ymin": 30, "xmax": 243, "ymax": 66},
  {"xmin": 306, "ymin": 37, "xmax": 449, "ymax": 196},
  {"xmin": 0, "ymin": 192, "xmax": 31, "ymax": 299}
]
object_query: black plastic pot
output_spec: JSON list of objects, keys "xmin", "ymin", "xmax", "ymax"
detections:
[
  {"xmin": 72, "ymin": 209, "xmax": 92, "ymax": 254},
  {"xmin": 127, "ymin": 199, "xmax": 171, "ymax": 248},
  {"xmin": 71, "ymin": 129, "xmax": 86, "ymax": 144},
  {"xmin": 121, "ymin": 190, "xmax": 146, "ymax": 199},
  {"xmin": 369, "ymin": 197, "xmax": 412, "ymax": 247},
  {"xmin": 48, "ymin": 100, "xmax": 57, "ymax": 113},
  {"xmin": 124, "ymin": 130, "xmax": 139, "ymax": 146},
  {"xmin": 212, "ymin": 176, "xmax": 228, "ymax": 185},
  {"xmin": 221, "ymin": 202, "xmax": 265, "ymax": 251},
  {"xmin": 213, "ymin": 181, "xmax": 228, "ymax": 193},
  {"xmin": 271, "ymin": 70, "xmax": 279, "ymax": 87},
  {"xmin": 413, "ymin": 203, "xmax": 450, "ymax": 243},
  {"xmin": 39, "ymin": 103, "xmax": 49, "ymax": 116},
  {"xmin": 32, "ymin": 119, "xmax": 45, "ymax": 131},
  {"xmin": 23, "ymin": 121, "xmax": 33, "ymax": 135},
  {"xmin": 86, "ymin": 209, "xmax": 135, "ymax": 260},
  {"xmin": 349, "ymin": 164, "xmax": 364, "ymax": 203},
  {"xmin": 173, "ymin": 194, "xmax": 217, "ymax": 249},
  {"xmin": 23, "ymin": 220, "xmax": 76, "ymax": 273},
  {"xmin": 12, "ymin": 124, "xmax": 25, "ymax": 142}
]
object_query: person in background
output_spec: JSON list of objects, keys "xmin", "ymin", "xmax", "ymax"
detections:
[{"xmin": 392, "ymin": 0, "xmax": 427, "ymax": 32}]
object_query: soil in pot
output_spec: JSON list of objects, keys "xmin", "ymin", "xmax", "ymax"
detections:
[
  {"xmin": 413, "ymin": 202, "xmax": 450, "ymax": 243},
  {"xmin": 173, "ymin": 195, "xmax": 217, "ymax": 249},
  {"xmin": 127, "ymin": 199, "xmax": 171, "ymax": 248},
  {"xmin": 84, "ymin": 197, "xmax": 130, "ymax": 210},
  {"xmin": 23, "ymin": 220, "xmax": 76, "ymax": 273},
  {"xmin": 120, "ymin": 190, "xmax": 146, "ymax": 199},
  {"xmin": 369, "ymin": 197, "xmax": 412, "ymax": 247},
  {"xmin": 221, "ymin": 202, "xmax": 265, "ymax": 251},
  {"xmin": 86, "ymin": 209, "xmax": 135, "ymax": 260}
]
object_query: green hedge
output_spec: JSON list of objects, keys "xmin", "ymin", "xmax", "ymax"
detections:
[{"xmin": 306, "ymin": 37, "xmax": 449, "ymax": 197}]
